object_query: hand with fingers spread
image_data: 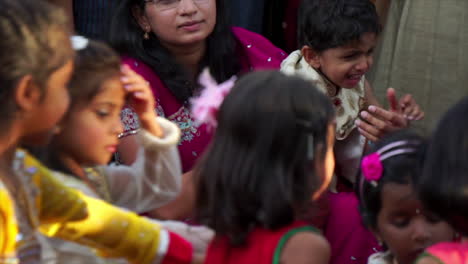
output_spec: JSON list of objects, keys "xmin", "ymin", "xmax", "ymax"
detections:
[
  {"xmin": 398, "ymin": 94, "xmax": 424, "ymax": 121},
  {"xmin": 356, "ymin": 105, "xmax": 408, "ymax": 142},
  {"xmin": 121, "ymin": 64, "xmax": 163, "ymax": 138},
  {"xmin": 356, "ymin": 88, "xmax": 410, "ymax": 142},
  {"xmin": 387, "ymin": 87, "xmax": 425, "ymax": 121}
]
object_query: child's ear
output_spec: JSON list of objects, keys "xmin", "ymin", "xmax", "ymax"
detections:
[
  {"xmin": 301, "ymin": 46, "xmax": 321, "ymax": 69},
  {"xmin": 15, "ymin": 75, "xmax": 41, "ymax": 113}
]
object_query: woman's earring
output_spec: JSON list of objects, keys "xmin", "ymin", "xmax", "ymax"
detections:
[{"xmin": 143, "ymin": 27, "xmax": 150, "ymax": 40}]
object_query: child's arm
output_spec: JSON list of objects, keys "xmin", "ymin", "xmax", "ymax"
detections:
[
  {"xmin": 17, "ymin": 150, "xmax": 194, "ymax": 264},
  {"xmin": 103, "ymin": 66, "xmax": 182, "ymax": 213},
  {"xmin": 121, "ymin": 65, "xmax": 162, "ymax": 138},
  {"xmin": 279, "ymin": 232, "xmax": 330, "ymax": 264},
  {"xmin": 104, "ymin": 118, "xmax": 182, "ymax": 213}
]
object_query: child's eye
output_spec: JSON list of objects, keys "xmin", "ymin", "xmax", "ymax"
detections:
[
  {"xmin": 343, "ymin": 53, "xmax": 359, "ymax": 60},
  {"xmin": 425, "ymin": 213, "xmax": 442, "ymax": 224},
  {"xmin": 392, "ymin": 217, "xmax": 410, "ymax": 228},
  {"xmin": 96, "ymin": 109, "xmax": 110, "ymax": 118}
]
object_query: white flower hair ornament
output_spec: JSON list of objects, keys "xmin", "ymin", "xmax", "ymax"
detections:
[
  {"xmin": 191, "ymin": 69, "xmax": 237, "ymax": 130},
  {"xmin": 70, "ymin": 35, "xmax": 89, "ymax": 50}
]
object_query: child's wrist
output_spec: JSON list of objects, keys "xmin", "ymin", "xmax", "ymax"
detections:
[{"xmin": 139, "ymin": 115, "xmax": 163, "ymax": 138}]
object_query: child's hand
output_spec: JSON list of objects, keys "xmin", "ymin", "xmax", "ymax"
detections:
[
  {"xmin": 356, "ymin": 105, "xmax": 408, "ymax": 142},
  {"xmin": 121, "ymin": 65, "xmax": 163, "ymax": 137},
  {"xmin": 398, "ymin": 94, "xmax": 425, "ymax": 121},
  {"xmin": 387, "ymin": 88, "xmax": 424, "ymax": 121}
]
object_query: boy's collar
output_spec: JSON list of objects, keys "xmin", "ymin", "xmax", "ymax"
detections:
[{"xmin": 316, "ymin": 68, "xmax": 340, "ymax": 97}]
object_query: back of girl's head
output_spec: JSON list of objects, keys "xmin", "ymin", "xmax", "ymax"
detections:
[
  {"xmin": 68, "ymin": 38, "xmax": 121, "ymax": 110},
  {"xmin": 298, "ymin": 0, "xmax": 381, "ymax": 51},
  {"xmin": 0, "ymin": 0, "xmax": 73, "ymax": 128},
  {"xmin": 109, "ymin": 0, "xmax": 239, "ymax": 103},
  {"xmin": 195, "ymin": 71, "xmax": 335, "ymax": 245},
  {"xmin": 357, "ymin": 130, "xmax": 425, "ymax": 229},
  {"xmin": 418, "ymin": 97, "xmax": 468, "ymax": 236}
]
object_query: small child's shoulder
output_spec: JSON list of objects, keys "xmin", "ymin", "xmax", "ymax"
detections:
[{"xmin": 279, "ymin": 230, "xmax": 330, "ymax": 264}]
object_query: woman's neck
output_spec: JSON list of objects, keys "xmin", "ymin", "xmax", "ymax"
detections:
[{"xmin": 164, "ymin": 41, "xmax": 206, "ymax": 81}]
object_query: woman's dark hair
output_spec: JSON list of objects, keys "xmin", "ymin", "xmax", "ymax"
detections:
[
  {"xmin": 108, "ymin": 0, "xmax": 240, "ymax": 103},
  {"xmin": 195, "ymin": 71, "xmax": 335, "ymax": 245},
  {"xmin": 0, "ymin": 0, "xmax": 73, "ymax": 129},
  {"xmin": 298, "ymin": 0, "xmax": 381, "ymax": 51},
  {"xmin": 418, "ymin": 97, "xmax": 468, "ymax": 236},
  {"xmin": 357, "ymin": 130, "xmax": 426, "ymax": 229},
  {"xmin": 68, "ymin": 39, "xmax": 121, "ymax": 108}
]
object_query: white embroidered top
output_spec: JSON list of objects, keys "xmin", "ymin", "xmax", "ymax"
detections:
[{"xmin": 44, "ymin": 117, "xmax": 212, "ymax": 263}]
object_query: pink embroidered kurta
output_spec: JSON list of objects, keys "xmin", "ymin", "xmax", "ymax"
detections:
[{"xmin": 121, "ymin": 27, "xmax": 286, "ymax": 172}]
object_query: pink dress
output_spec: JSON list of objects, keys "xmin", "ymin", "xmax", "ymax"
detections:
[
  {"xmin": 423, "ymin": 242, "xmax": 468, "ymax": 264},
  {"xmin": 325, "ymin": 192, "xmax": 382, "ymax": 264},
  {"xmin": 121, "ymin": 27, "xmax": 286, "ymax": 173}
]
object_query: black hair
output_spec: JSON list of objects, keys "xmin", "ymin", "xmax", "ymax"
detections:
[
  {"xmin": 195, "ymin": 71, "xmax": 335, "ymax": 246},
  {"xmin": 298, "ymin": 0, "xmax": 381, "ymax": 51},
  {"xmin": 418, "ymin": 97, "xmax": 468, "ymax": 236},
  {"xmin": 357, "ymin": 130, "xmax": 426, "ymax": 229},
  {"xmin": 108, "ymin": 0, "xmax": 240, "ymax": 103},
  {"xmin": 0, "ymin": 0, "xmax": 73, "ymax": 129}
]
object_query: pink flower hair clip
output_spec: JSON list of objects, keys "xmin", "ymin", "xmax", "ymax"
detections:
[
  {"xmin": 191, "ymin": 69, "xmax": 237, "ymax": 130},
  {"xmin": 361, "ymin": 153, "xmax": 383, "ymax": 187},
  {"xmin": 361, "ymin": 140, "xmax": 421, "ymax": 188}
]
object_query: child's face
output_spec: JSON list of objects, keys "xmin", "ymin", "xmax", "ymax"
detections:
[
  {"xmin": 57, "ymin": 75, "xmax": 125, "ymax": 166},
  {"xmin": 307, "ymin": 32, "xmax": 377, "ymax": 89},
  {"xmin": 375, "ymin": 183, "xmax": 455, "ymax": 264},
  {"xmin": 21, "ymin": 60, "xmax": 74, "ymax": 145}
]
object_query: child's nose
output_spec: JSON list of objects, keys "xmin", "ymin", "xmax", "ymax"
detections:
[
  {"xmin": 411, "ymin": 220, "xmax": 431, "ymax": 243},
  {"xmin": 112, "ymin": 120, "xmax": 124, "ymax": 136},
  {"xmin": 355, "ymin": 56, "xmax": 372, "ymax": 72}
]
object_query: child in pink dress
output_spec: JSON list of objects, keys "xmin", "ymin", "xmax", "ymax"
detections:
[
  {"xmin": 356, "ymin": 131, "xmax": 455, "ymax": 264},
  {"xmin": 194, "ymin": 71, "xmax": 335, "ymax": 264},
  {"xmin": 415, "ymin": 97, "xmax": 468, "ymax": 264}
]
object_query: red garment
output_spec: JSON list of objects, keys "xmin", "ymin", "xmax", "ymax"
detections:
[
  {"xmin": 161, "ymin": 231, "xmax": 194, "ymax": 264},
  {"xmin": 424, "ymin": 242, "xmax": 468, "ymax": 264},
  {"xmin": 204, "ymin": 221, "xmax": 317, "ymax": 264},
  {"xmin": 121, "ymin": 27, "xmax": 286, "ymax": 173}
]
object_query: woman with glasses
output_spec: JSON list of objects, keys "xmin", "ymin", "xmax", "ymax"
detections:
[{"xmin": 109, "ymin": 0, "xmax": 287, "ymax": 221}]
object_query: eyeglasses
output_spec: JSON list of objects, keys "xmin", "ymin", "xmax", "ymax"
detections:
[{"xmin": 144, "ymin": 0, "xmax": 209, "ymax": 11}]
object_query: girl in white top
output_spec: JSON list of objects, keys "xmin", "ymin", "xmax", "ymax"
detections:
[{"xmin": 31, "ymin": 37, "xmax": 213, "ymax": 263}]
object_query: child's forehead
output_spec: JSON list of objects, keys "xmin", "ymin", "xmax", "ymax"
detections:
[{"xmin": 338, "ymin": 32, "xmax": 378, "ymax": 50}]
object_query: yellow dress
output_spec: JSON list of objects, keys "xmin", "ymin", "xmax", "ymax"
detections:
[{"xmin": 0, "ymin": 149, "xmax": 191, "ymax": 264}]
